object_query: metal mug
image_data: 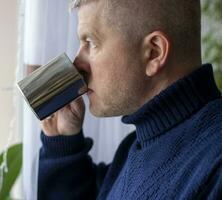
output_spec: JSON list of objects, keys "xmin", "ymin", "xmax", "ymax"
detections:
[{"xmin": 17, "ymin": 53, "xmax": 87, "ymax": 120}]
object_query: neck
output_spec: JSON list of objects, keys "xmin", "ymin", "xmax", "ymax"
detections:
[
  {"xmin": 122, "ymin": 63, "xmax": 221, "ymax": 148},
  {"xmin": 143, "ymin": 60, "xmax": 202, "ymax": 105}
]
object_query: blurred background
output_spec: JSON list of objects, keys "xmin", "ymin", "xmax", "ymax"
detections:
[{"xmin": 0, "ymin": 0, "xmax": 221, "ymax": 199}]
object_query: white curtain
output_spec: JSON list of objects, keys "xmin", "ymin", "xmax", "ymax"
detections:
[{"xmin": 22, "ymin": 0, "xmax": 135, "ymax": 199}]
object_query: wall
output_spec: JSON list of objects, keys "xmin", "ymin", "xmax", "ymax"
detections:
[
  {"xmin": 0, "ymin": 0, "xmax": 20, "ymax": 149},
  {"xmin": 0, "ymin": 0, "xmax": 22, "ymax": 199}
]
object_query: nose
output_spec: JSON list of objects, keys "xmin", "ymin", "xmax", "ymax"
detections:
[
  {"xmin": 73, "ymin": 49, "xmax": 91, "ymax": 85},
  {"xmin": 73, "ymin": 49, "xmax": 91, "ymax": 74}
]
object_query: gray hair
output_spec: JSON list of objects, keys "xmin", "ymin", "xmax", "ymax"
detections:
[
  {"xmin": 69, "ymin": 0, "xmax": 94, "ymax": 9},
  {"xmin": 69, "ymin": 0, "xmax": 201, "ymax": 63}
]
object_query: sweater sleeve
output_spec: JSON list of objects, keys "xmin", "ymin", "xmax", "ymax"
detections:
[{"xmin": 37, "ymin": 130, "xmax": 109, "ymax": 200}]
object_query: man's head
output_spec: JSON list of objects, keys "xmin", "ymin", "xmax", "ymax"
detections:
[{"xmin": 73, "ymin": 0, "xmax": 201, "ymax": 117}]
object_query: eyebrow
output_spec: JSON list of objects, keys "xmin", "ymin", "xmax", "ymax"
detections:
[
  {"xmin": 79, "ymin": 31, "xmax": 95, "ymax": 40},
  {"xmin": 78, "ymin": 26, "xmax": 102, "ymax": 41}
]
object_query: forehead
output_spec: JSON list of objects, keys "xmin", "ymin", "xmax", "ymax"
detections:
[{"xmin": 77, "ymin": 1, "xmax": 104, "ymax": 34}]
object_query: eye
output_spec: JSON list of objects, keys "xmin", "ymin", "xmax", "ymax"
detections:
[{"xmin": 86, "ymin": 38, "xmax": 97, "ymax": 49}]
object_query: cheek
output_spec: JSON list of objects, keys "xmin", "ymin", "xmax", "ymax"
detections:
[
  {"xmin": 91, "ymin": 54, "xmax": 121, "ymax": 83},
  {"xmin": 90, "ymin": 43, "xmax": 141, "ymax": 94}
]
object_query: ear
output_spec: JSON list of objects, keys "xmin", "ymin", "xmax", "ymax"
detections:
[{"xmin": 142, "ymin": 31, "xmax": 170, "ymax": 77}]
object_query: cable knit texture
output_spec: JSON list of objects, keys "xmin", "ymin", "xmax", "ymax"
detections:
[{"xmin": 38, "ymin": 64, "xmax": 222, "ymax": 200}]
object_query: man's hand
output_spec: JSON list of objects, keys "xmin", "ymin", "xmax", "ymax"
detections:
[{"xmin": 41, "ymin": 97, "xmax": 85, "ymax": 136}]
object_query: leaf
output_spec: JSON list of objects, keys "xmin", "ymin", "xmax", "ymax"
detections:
[
  {"xmin": 0, "ymin": 143, "xmax": 22, "ymax": 199},
  {"xmin": 202, "ymin": 0, "xmax": 222, "ymax": 70}
]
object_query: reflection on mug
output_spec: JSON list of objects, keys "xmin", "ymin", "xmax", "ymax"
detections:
[{"xmin": 17, "ymin": 53, "xmax": 87, "ymax": 120}]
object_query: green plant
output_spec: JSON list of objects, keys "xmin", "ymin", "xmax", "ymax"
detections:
[
  {"xmin": 0, "ymin": 143, "xmax": 22, "ymax": 200},
  {"xmin": 202, "ymin": 0, "xmax": 222, "ymax": 90}
]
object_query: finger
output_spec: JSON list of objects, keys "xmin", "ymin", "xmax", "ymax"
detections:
[
  {"xmin": 70, "ymin": 97, "xmax": 85, "ymax": 115},
  {"xmin": 45, "ymin": 113, "xmax": 55, "ymax": 120},
  {"xmin": 40, "ymin": 113, "xmax": 57, "ymax": 127},
  {"xmin": 70, "ymin": 96, "xmax": 84, "ymax": 108}
]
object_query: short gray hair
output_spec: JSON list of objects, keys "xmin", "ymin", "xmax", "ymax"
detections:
[
  {"xmin": 69, "ymin": 0, "xmax": 201, "ymax": 63},
  {"xmin": 69, "ymin": 0, "xmax": 94, "ymax": 9}
]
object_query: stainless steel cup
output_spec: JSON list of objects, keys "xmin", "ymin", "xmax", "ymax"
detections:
[{"xmin": 17, "ymin": 53, "xmax": 87, "ymax": 120}]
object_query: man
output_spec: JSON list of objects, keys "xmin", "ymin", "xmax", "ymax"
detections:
[{"xmin": 38, "ymin": 0, "xmax": 222, "ymax": 199}]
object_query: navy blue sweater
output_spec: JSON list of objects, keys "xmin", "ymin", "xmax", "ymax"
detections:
[{"xmin": 38, "ymin": 64, "xmax": 222, "ymax": 200}]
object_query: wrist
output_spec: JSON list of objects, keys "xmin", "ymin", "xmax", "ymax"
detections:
[
  {"xmin": 58, "ymin": 125, "xmax": 82, "ymax": 136},
  {"xmin": 40, "ymin": 129, "xmax": 88, "ymax": 158}
]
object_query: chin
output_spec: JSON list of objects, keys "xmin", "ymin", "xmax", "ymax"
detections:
[
  {"xmin": 89, "ymin": 107, "xmax": 111, "ymax": 117},
  {"xmin": 89, "ymin": 104, "xmax": 127, "ymax": 118},
  {"xmin": 88, "ymin": 96, "xmax": 135, "ymax": 117},
  {"xmin": 88, "ymin": 103, "xmax": 113, "ymax": 117}
]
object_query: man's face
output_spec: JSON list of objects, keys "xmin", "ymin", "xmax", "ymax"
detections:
[{"xmin": 74, "ymin": 2, "xmax": 149, "ymax": 117}]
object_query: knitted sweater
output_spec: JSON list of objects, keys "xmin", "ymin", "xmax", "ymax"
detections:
[{"xmin": 38, "ymin": 64, "xmax": 222, "ymax": 200}]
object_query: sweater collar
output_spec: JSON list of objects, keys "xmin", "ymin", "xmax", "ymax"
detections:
[{"xmin": 122, "ymin": 64, "xmax": 221, "ymax": 146}]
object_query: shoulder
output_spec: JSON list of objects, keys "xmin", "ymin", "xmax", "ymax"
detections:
[
  {"xmin": 199, "ymin": 97, "xmax": 222, "ymax": 124},
  {"xmin": 191, "ymin": 97, "xmax": 222, "ymax": 136}
]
